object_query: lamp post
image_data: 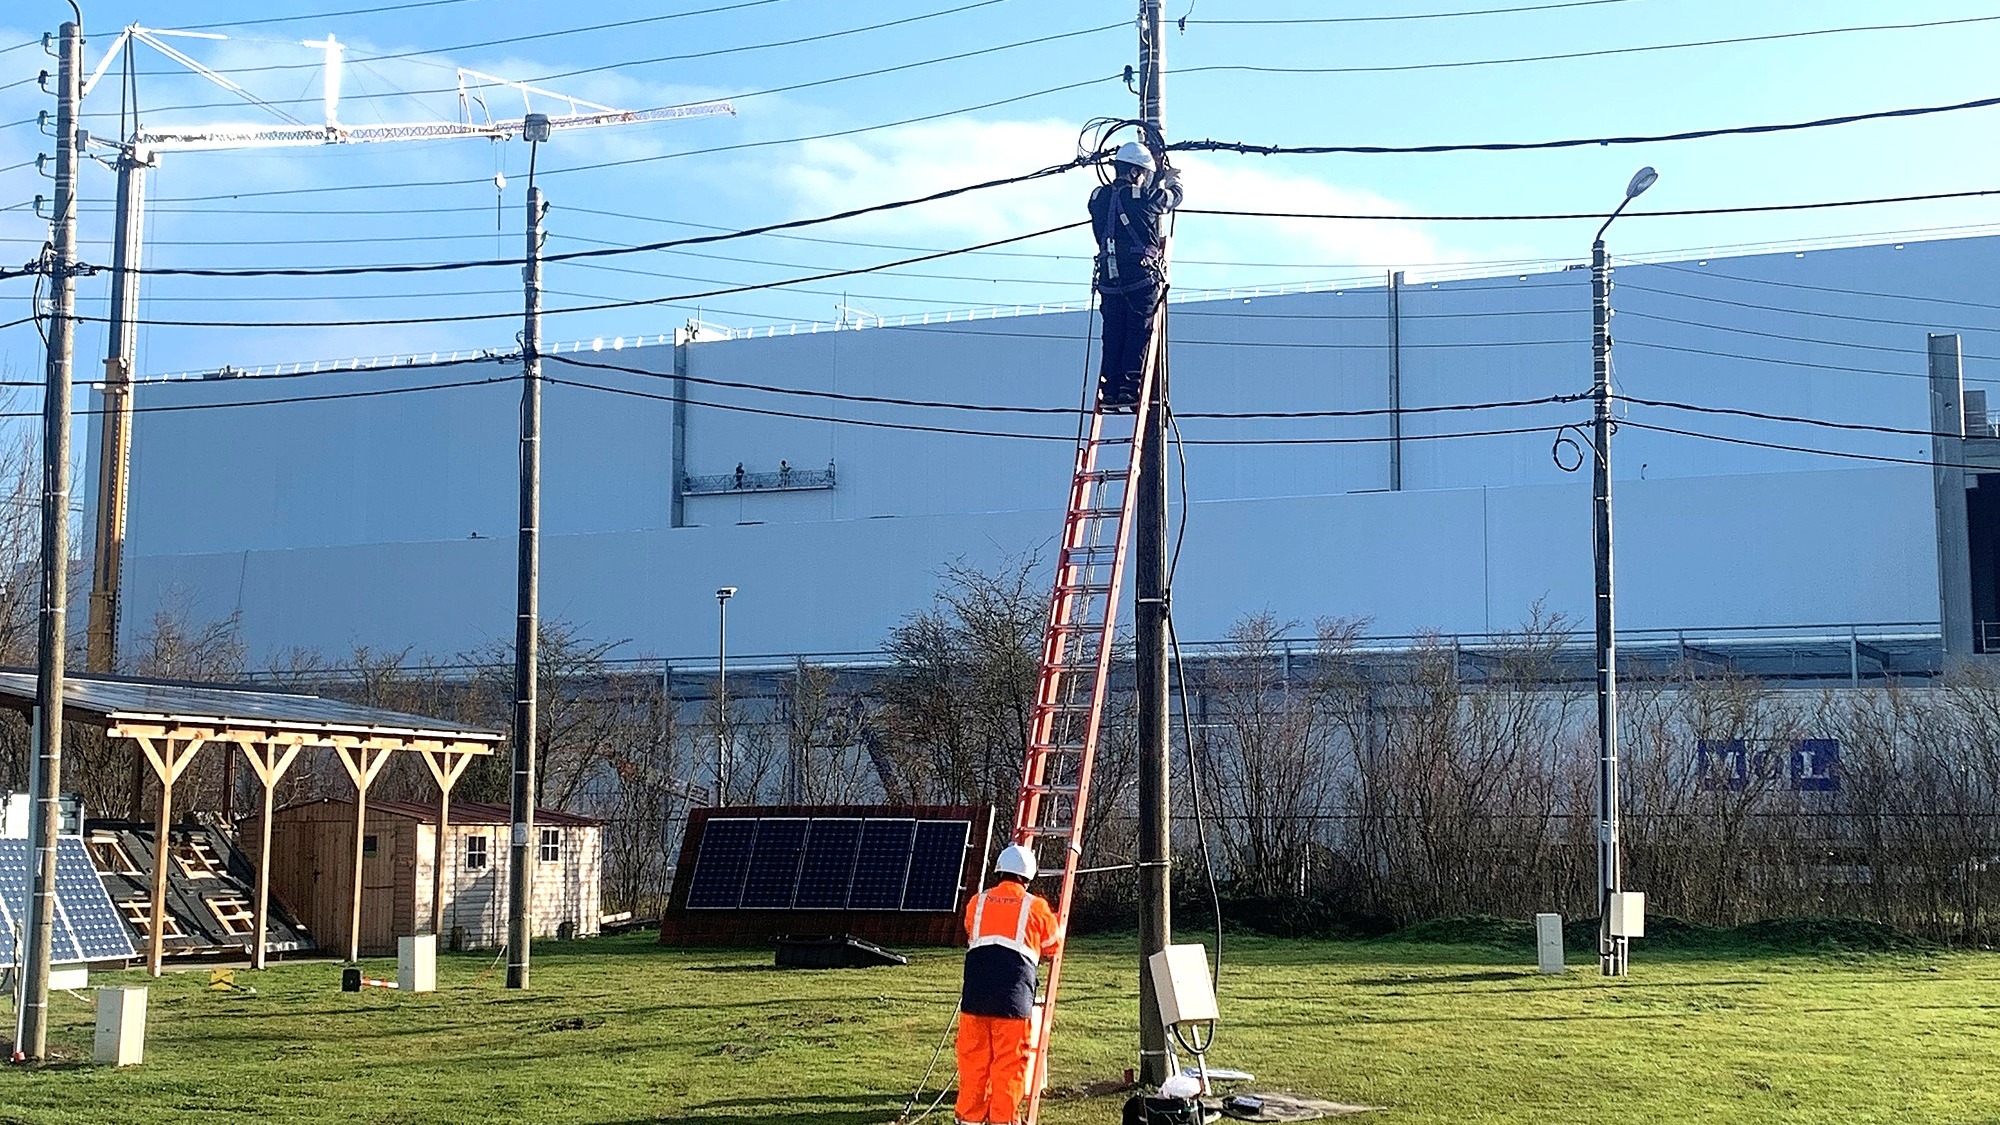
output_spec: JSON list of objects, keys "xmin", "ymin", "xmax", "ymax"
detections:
[
  {"xmin": 1591, "ymin": 165, "xmax": 1656, "ymax": 978},
  {"xmin": 715, "ymin": 586, "xmax": 736, "ymax": 805}
]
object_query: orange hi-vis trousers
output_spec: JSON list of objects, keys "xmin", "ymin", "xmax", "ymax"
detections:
[{"xmin": 955, "ymin": 1012, "xmax": 1032, "ymax": 1125}]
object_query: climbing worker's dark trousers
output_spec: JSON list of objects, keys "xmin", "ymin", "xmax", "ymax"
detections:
[{"xmin": 1097, "ymin": 279, "xmax": 1162, "ymax": 408}]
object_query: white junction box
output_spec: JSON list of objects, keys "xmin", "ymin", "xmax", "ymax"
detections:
[
  {"xmin": 94, "ymin": 986, "xmax": 147, "ymax": 1066},
  {"xmin": 1147, "ymin": 943, "xmax": 1219, "ymax": 1027},
  {"xmin": 1608, "ymin": 891, "xmax": 1647, "ymax": 939},
  {"xmin": 1534, "ymin": 913, "xmax": 1565, "ymax": 974},
  {"xmin": 398, "ymin": 934, "xmax": 437, "ymax": 994}
]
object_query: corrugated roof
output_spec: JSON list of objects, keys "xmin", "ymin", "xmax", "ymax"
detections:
[
  {"xmin": 0, "ymin": 669, "xmax": 501, "ymax": 744},
  {"xmin": 275, "ymin": 796, "xmax": 598, "ymax": 827}
]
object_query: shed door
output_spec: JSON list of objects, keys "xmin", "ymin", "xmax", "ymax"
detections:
[{"xmin": 360, "ymin": 825, "xmax": 400, "ymax": 954}]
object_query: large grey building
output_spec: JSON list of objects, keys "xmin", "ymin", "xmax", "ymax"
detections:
[{"xmin": 95, "ymin": 232, "xmax": 2000, "ymax": 676}]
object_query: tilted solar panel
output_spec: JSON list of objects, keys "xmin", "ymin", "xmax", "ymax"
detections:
[
  {"xmin": 0, "ymin": 837, "xmax": 136, "ymax": 968},
  {"xmin": 792, "ymin": 819, "xmax": 862, "ymax": 910},
  {"xmin": 847, "ymin": 820, "xmax": 917, "ymax": 911},
  {"xmin": 684, "ymin": 819, "xmax": 758, "ymax": 910},
  {"xmin": 902, "ymin": 820, "xmax": 972, "ymax": 912},
  {"xmin": 740, "ymin": 819, "xmax": 810, "ymax": 909}
]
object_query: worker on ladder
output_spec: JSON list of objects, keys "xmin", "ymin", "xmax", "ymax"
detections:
[
  {"xmin": 956, "ymin": 844, "xmax": 1063, "ymax": 1125},
  {"xmin": 1090, "ymin": 140, "xmax": 1183, "ymax": 411}
]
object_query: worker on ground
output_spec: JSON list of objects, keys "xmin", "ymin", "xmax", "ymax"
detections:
[
  {"xmin": 956, "ymin": 843, "xmax": 1062, "ymax": 1125},
  {"xmin": 1090, "ymin": 140, "xmax": 1183, "ymax": 411}
]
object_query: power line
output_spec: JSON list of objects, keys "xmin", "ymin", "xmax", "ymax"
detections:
[
  {"xmin": 81, "ymin": 222, "xmax": 1089, "ymax": 328},
  {"xmin": 1172, "ymin": 14, "xmax": 2000, "ymax": 78},
  {"xmin": 1614, "ymin": 418, "xmax": 1987, "ymax": 471},
  {"xmin": 1616, "ymin": 281, "xmax": 2000, "ymax": 333},
  {"xmin": 551, "ymin": 350, "xmax": 1588, "ymax": 419},
  {"xmin": 120, "ymin": 163, "xmax": 1095, "ymax": 279},
  {"xmin": 1618, "ymin": 309, "xmax": 2000, "ymax": 364},
  {"xmin": 1184, "ymin": 186, "xmax": 2000, "ymax": 223},
  {"xmin": 0, "ymin": 373, "xmax": 518, "ymax": 420},
  {"xmin": 1189, "ymin": 0, "xmax": 1644, "ymax": 24},
  {"xmin": 171, "ymin": 0, "xmax": 481, "ymax": 31},
  {"xmin": 1169, "ymin": 92, "xmax": 2000, "ymax": 157},
  {"xmin": 1639, "ymin": 261, "xmax": 2000, "ymax": 314},
  {"xmin": 1616, "ymin": 395, "xmax": 1962, "ymax": 441},
  {"xmin": 1617, "ymin": 338, "xmax": 1938, "ymax": 382}
]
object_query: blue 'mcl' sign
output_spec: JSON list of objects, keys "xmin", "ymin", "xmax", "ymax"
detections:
[{"xmin": 1695, "ymin": 739, "xmax": 1839, "ymax": 793}]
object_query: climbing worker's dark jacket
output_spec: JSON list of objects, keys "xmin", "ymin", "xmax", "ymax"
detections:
[{"xmin": 1089, "ymin": 171, "xmax": 1184, "ymax": 295}]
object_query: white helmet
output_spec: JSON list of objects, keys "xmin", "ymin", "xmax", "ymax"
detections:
[
  {"xmin": 1112, "ymin": 141, "xmax": 1156, "ymax": 173},
  {"xmin": 996, "ymin": 844, "xmax": 1039, "ymax": 880}
]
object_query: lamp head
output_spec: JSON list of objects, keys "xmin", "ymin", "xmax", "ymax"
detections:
[
  {"xmin": 1625, "ymin": 166, "xmax": 1659, "ymax": 200},
  {"xmin": 716, "ymin": 586, "xmax": 737, "ymax": 601},
  {"xmin": 522, "ymin": 113, "xmax": 553, "ymax": 144}
]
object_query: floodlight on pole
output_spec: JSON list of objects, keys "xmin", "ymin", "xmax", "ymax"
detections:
[
  {"xmin": 716, "ymin": 587, "xmax": 736, "ymax": 806},
  {"xmin": 1589, "ymin": 165, "xmax": 1656, "ymax": 978}
]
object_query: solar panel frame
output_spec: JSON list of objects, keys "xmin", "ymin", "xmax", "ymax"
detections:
[
  {"xmin": 847, "ymin": 819, "xmax": 917, "ymax": 911},
  {"xmin": 901, "ymin": 820, "xmax": 972, "ymax": 912},
  {"xmin": 739, "ymin": 818, "xmax": 811, "ymax": 909},
  {"xmin": 792, "ymin": 818, "xmax": 863, "ymax": 911},
  {"xmin": 683, "ymin": 818, "xmax": 759, "ymax": 910}
]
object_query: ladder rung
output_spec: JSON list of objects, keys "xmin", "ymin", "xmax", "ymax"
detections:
[
  {"xmin": 1055, "ymin": 581, "xmax": 1112, "ymax": 595},
  {"xmin": 1028, "ymin": 742, "xmax": 1087, "ymax": 755},
  {"xmin": 1019, "ymin": 822, "xmax": 1075, "ymax": 837},
  {"xmin": 1076, "ymin": 469, "xmax": 1130, "ymax": 484},
  {"xmin": 1067, "ymin": 506, "xmax": 1123, "ymax": 521},
  {"xmin": 1020, "ymin": 783, "xmax": 1080, "ymax": 797}
]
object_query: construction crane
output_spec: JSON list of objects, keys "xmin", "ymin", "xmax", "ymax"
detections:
[{"xmin": 76, "ymin": 26, "xmax": 735, "ymax": 678}]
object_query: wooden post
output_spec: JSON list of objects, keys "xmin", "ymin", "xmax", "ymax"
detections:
[
  {"xmin": 334, "ymin": 745, "xmax": 391, "ymax": 963},
  {"xmin": 237, "ymin": 737, "xmax": 303, "ymax": 970},
  {"xmin": 131, "ymin": 735, "xmax": 205, "ymax": 977},
  {"xmin": 419, "ymin": 749, "xmax": 475, "ymax": 938}
]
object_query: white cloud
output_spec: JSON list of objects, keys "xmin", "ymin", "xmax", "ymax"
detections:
[{"xmin": 767, "ymin": 117, "xmax": 1477, "ymax": 285}]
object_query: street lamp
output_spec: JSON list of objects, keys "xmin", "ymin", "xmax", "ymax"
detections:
[
  {"xmin": 1591, "ymin": 165, "xmax": 1655, "ymax": 978},
  {"xmin": 715, "ymin": 586, "xmax": 736, "ymax": 805}
]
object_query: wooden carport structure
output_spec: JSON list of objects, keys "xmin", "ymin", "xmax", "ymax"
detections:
[{"xmin": 0, "ymin": 670, "xmax": 501, "ymax": 974}]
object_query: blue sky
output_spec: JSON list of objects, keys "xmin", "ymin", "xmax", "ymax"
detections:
[{"xmin": 2, "ymin": 0, "xmax": 1999, "ymax": 379}]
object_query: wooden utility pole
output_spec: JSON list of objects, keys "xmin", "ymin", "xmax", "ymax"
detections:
[
  {"xmin": 507, "ymin": 116, "xmax": 551, "ymax": 990},
  {"xmin": 1133, "ymin": 0, "xmax": 1173, "ymax": 1089},
  {"xmin": 19, "ymin": 17, "xmax": 82, "ymax": 1062}
]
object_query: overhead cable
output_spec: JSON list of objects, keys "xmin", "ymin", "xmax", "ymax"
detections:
[
  {"xmin": 1172, "ymin": 14, "xmax": 2000, "ymax": 78},
  {"xmin": 1189, "ymin": 0, "xmax": 1643, "ymax": 24},
  {"xmin": 119, "ymin": 163, "xmax": 1095, "ymax": 279},
  {"xmin": 1186, "ymin": 186, "xmax": 2000, "ymax": 224},
  {"xmin": 1614, "ymin": 418, "xmax": 1990, "ymax": 472},
  {"xmin": 79, "ymin": 222, "xmax": 1088, "ymax": 327},
  {"xmin": 1617, "ymin": 395, "xmax": 1970, "ymax": 441},
  {"xmin": 1169, "ymin": 92, "xmax": 2000, "ymax": 157},
  {"xmin": 171, "ymin": 0, "xmax": 481, "ymax": 30}
]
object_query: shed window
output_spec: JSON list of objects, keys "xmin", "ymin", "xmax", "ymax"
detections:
[
  {"xmin": 465, "ymin": 834, "xmax": 489, "ymax": 870},
  {"xmin": 539, "ymin": 828, "xmax": 561, "ymax": 862},
  {"xmin": 363, "ymin": 834, "xmax": 380, "ymax": 859}
]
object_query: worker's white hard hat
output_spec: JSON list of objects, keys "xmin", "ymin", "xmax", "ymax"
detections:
[
  {"xmin": 996, "ymin": 844, "xmax": 1039, "ymax": 880},
  {"xmin": 1113, "ymin": 141, "xmax": 1156, "ymax": 172}
]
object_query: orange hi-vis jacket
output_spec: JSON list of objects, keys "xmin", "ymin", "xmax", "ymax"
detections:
[{"xmin": 959, "ymin": 881, "xmax": 1061, "ymax": 1020}]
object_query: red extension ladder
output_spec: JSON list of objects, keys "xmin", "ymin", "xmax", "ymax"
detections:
[{"xmin": 1014, "ymin": 327, "xmax": 1162, "ymax": 1124}]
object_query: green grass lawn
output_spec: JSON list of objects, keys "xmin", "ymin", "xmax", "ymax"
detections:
[{"xmin": 5, "ymin": 933, "xmax": 2000, "ymax": 1125}]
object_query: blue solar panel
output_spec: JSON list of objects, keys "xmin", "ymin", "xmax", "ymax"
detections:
[
  {"xmin": 902, "ymin": 821, "xmax": 971, "ymax": 912},
  {"xmin": 0, "ymin": 837, "xmax": 136, "ymax": 968},
  {"xmin": 793, "ymin": 819, "xmax": 862, "ymax": 910},
  {"xmin": 847, "ymin": 820, "xmax": 916, "ymax": 910},
  {"xmin": 740, "ymin": 819, "xmax": 810, "ymax": 909},
  {"xmin": 684, "ymin": 819, "xmax": 758, "ymax": 909}
]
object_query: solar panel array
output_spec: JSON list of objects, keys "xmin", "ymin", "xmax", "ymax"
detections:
[
  {"xmin": 686, "ymin": 815, "xmax": 974, "ymax": 912},
  {"xmin": 0, "ymin": 837, "xmax": 138, "ymax": 968}
]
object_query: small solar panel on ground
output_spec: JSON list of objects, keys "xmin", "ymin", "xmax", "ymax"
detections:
[
  {"xmin": 0, "ymin": 837, "xmax": 136, "ymax": 967},
  {"xmin": 740, "ymin": 819, "xmax": 810, "ymax": 909},
  {"xmin": 846, "ymin": 819, "xmax": 917, "ymax": 910},
  {"xmin": 684, "ymin": 819, "xmax": 759, "ymax": 909},
  {"xmin": 793, "ymin": 819, "xmax": 862, "ymax": 910},
  {"xmin": 902, "ymin": 820, "xmax": 972, "ymax": 911}
]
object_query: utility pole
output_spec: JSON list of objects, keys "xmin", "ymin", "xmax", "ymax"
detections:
[
  {"xmin": 507, "ymin": 115, "xmax": 551, "ymax": 991},
  {"xmin": 18, "ymin": 18, "xmax": 82, "ymax": 1063},
  {"xmin": 1133, "ymin": 0, "xmax": 1173, "ymax": 1088},
  {"xmin": 86, "ymin": 142, "xmax": 151, "ymax": 677},
  {"xmin": 715, "ymin": 586, "xmax": 736, "ymax": 805},
  {"xmin": 1589, "ymin": 166, "xmax": 1656, "ymax": 979}
]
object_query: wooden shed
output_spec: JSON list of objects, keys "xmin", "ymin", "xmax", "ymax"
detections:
[{"xmin": 244, "ymin": 798, "xmax": 601, "ymax": 956}]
